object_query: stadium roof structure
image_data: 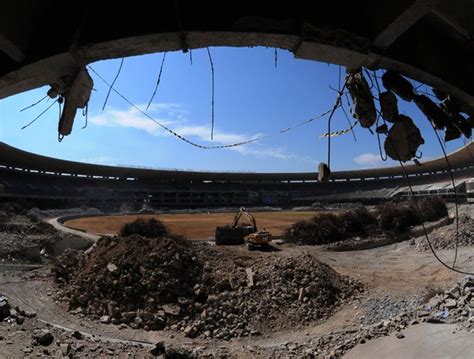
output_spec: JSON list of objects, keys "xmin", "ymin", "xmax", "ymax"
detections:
[{"xmin": 0, "ymin": 141, "xmax": 472, "ymax": 182}]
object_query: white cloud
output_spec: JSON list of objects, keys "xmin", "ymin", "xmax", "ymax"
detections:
[
  {"xmin": 353, "ymin": 153, "xmax": 385, "ymax": 167},
  {"xmin": 79, "ymin": 155, "xmax": 114, "ymax": 165},
  {"xmin": 89, "ymin": 103, "xmax": 185, "ymax": 136},
  {"xmin": 88, "ymin": 104, "xmax": 304, "ymax": 161}
]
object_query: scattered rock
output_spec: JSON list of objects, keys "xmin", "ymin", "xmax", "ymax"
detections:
[{"xmin": 32, "ymin": 329, "xmax": 54, "ymax": 346}]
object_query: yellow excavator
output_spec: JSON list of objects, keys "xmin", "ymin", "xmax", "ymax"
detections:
[{"xmin": 215, "ymin": 207, "xmax": 272, "ymax": 250}]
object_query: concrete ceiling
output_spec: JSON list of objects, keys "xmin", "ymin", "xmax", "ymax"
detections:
[{"xmin": 0, "ymin": 0, "xmax": 474, "ymax": 113}]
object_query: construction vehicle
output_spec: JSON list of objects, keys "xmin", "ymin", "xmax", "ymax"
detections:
[{"xmin": 215, "ymin": 207, "xmax": 272, "ymax": 249}]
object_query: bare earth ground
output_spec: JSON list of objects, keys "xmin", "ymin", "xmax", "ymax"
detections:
[
  {"xmin": 64, "ymin": 211, "xmax": 324, "ymax": 239},
  {"xmin": 1, "ymin": 239, "xmax": 472, "ymax": 358},
  {"xmin": 1, "ymin": 207, "xmax": 473, "ymax": 357}
]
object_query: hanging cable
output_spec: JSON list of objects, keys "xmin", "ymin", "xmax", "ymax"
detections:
[
  {"xmin": 146, "ymin": 52, "xmax": 167, "ymax": 111},
  {"xmin": 207, "ymin": 47, "xmax": 215, "ymax": 140},
  {"xmin": 429, "ymin": 125, "xmax": 460, "ymax": 267},
  {"xmin": 274, "ymin": 48, "xmax": 278, "ymax": 68},
  {"xmin": 88, "ymin": 65, "xmax": 334, "ymax": 149},
  {"xmin": 189, "ymin": 49, "xmax": 193, "ymax": 65},
  {"xmin": 20, "ymin": 95, "xmax": 48, "ymax": 112},
  {"xmin": 319, "ymin": 121, "xmax": 357, "ymax": 138},
  {"xmin": 340, "ymin": 102, "xmax": 357, "ymax": 141},
  {"xmin": 21, "ymin": 99, "xmax": 58, "ymax": 130},
  {"xmin": 327, "ymin": 74, "xmax": 352, "ymax": 169},
  {"xmin": 102, "ymin": 58, "xmax": 124, "ymax": 111}
]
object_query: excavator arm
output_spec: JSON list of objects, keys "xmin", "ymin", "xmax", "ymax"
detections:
[{"xmin": 231, "ymin": 207, "xmax": 257, "ymax": 230}]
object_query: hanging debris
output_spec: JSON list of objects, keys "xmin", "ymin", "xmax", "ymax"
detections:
[
  {"xmin": 468, "ymin": 115, "xmax": 474, "ymax": 128},
  {"xmin": 376, "ymin": 123, "xmax": 388, "ymax": 134},
  {"xmin": 431, "ymin": 88, "xmax": 448, "ymax": 102},
  {"xmin": 318, "ymin": 162, "xmax": 331, "ymax": 183},
  {"xmin": 451, "ymin": 113, "xmax": 472, "ymax": 138},
  {"xmin": 56, "ymin": 68, "xmax": 93, "ymax": 138},
  {"xmin": 379, "ymin": 91, "xmax": 399, "ymax": 122},
  {"xmin": 444, "ymin": 122, "xmax": 462, "ymax": 142},
  {"xmin": 384, "ymin": 115, "xmax": 425, "ymax": 161},
  {"xmin": 381, "ymin": 71, "xmax": 415, "ymax": 102},
  {"xmin": 413, "ymin": 94, "xmax": 449, "ymax": 130},
  {"xmin": 345, "ymin": 69, "xmax": 376, "ymax": 128}
]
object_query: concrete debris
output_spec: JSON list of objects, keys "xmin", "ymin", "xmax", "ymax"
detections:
[
  {"xmin": 57, "ymin": 68, "xmax": 93, "ymax": 138},
  {"xmin": 32, "ymin": 329, "xmax": 54, "ymax": 346},
  {"xmin": 417, "ymin": 215, "xmax": 474, "ymax": 251},
  {"xmin": 381, "ymin": 71, "xmax": 415, "ymax": 102},
  {"xmin": 245, "ymin": 268, "xmax": 254, "ymax": 288},
  {"xmin": 414, "ymin": 94, "xmax": 449, "ymax": 130},
  {"xmin": 318, "ymin": 162, "xmax": 331, "ymax": 183},
  {"xmin": 384, "ymin": 115, "xmax": 425, "ymax": 161},
  {"xmin": 346, "ymin": 69, "xmax": 377, "ymax": 128},
  {"xmin": 106, "ymin": 263, "xmax": 117, "ymax": 272},
  {"xmin": 53, "ymin": 236, "xmax": 361, "ymax": 340},
  {"xmin": 379, "ymin": 91, "xmax": 398, "ymax": 122}
]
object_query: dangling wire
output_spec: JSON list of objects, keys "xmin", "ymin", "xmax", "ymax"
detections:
[
  {"xmin": 386, "ymin": 135, "xmax": 473, "ymax": 275},
  {"xmin": 82, "ymin": 103, "xmax": 88, "ymax": 129},
  {"xmin": 20, "ymin": 95, "xmax": 48, "ymax": 112},
  {"xmin": 370, "ymin": 70, "xmax": 388, "ymax": 161},
  {"xmin": 102, "ymin": 58, "xmax": 124, "ymax": 111},
  {"xmin": 430, "ymin": 124, "xmax": 460, "ymax": 267},
  {"xmin": 146, "ymin": 52, "xmax": 167, "ymax": 111},
  {"xmin": 375, "ymin": 111, "xmax": 388, "ymax": 162},
  {"xmin": 274, "ymin": 48, "xmax": 278, "ymax": 68},
  {"xmin": 319, "ymin": 121, "xmax": 357, "ymax": 138},
  {"xmin": 327, "ymin": 74, "xmax": 352, "ymax": 168},
  {"xmin": 21, "ymin": 99, "xmax": 57, "ymax": 130},
  {"xmin": 207, "ymin": 47, "xmax": 215, "ymax": 140},
  {"xmin": 189, "ymin": 49, "xmax": 193, "ymax": 65},
  {"xmin": 340, "ymin": 101, "xmax": 357, "ymax": 141},
  {"xmin": 88, "ymin": 65, "xmax": 340, "ymax": 149}
]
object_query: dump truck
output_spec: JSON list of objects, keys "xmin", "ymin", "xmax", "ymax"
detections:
[{"xmin": 215, "ymin": 207, "xmax": 272, "ymax": 249}]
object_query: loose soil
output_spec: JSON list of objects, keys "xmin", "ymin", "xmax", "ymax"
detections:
[{"xmin": 64, "ymin": 211, "xmax": 327, "ymax": 239}]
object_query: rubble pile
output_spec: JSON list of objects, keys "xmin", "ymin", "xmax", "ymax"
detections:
[
  {"xmin": 54, "ymin": 234, "xmax": 203, "ymax": 330},
  {"xmin": 54, "ymin": 234, "xmax": 361, "ymax": 339},
  {"xmin": 418, "ymin": 276, "xmax": 474, "ymax": 329},
  {"xmin": 270, "ymin": 277, "xmax": 474, "ymax": 358},
  {"xmin": 0, "ymin": 294, "xmax": 155, "ymax": 357},
  {"xmin": 0, "ymin": 206, "xmax": 80, "ymax": 263},
  {"xmin": 417, "ymin": 215, "xmax": 474, "ymax": 250}
]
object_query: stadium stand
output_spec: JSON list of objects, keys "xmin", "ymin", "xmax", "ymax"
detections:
[{"xmin": 0, "ymin": 142, "xmax": 473, "ymax": 210}]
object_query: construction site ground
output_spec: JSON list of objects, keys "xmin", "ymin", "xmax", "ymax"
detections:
[
  {"xmin": 63, "ymin": 211, "xmax": 325, "ymax": 239},
  {"xmin": 1, "ymin": 205, "xmax": 473, "ymax": 358}
]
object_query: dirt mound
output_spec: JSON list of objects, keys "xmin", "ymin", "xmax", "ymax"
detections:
[
  {"xmin": 417, "ymin": 215, "xmax": 474, "ymax": 250},
  {"xmin": 119, "ymin": 218, "xmax": 169, "ymax": 238},
  {"xmin": 54, "ymin": 235, "xmax": 361, "ymax": 339}
]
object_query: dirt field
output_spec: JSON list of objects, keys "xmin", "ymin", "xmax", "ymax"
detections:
[{"xmin": 64, "ymin": 211, "xmax": 323, "ymax": 239}]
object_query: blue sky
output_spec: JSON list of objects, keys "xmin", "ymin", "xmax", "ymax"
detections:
[{"xmin": 0, "ymin": 46, "xmax": 468, "ymax": 172}]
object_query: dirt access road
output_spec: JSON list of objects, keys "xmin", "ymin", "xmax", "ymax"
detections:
[{"xmin": 64, "ymin": 211, "xmax": 322, "ymax": 239}]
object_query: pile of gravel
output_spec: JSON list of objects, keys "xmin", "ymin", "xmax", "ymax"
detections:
[
  {"xmin": 417, "ymin": 215, "xmax": 474, "ymax": 250},
  {"xmin": 53, "ymin": 235, "xmax": 361, "ymax": 340}
]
